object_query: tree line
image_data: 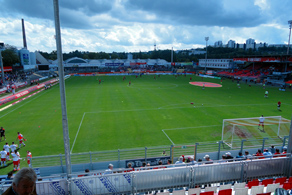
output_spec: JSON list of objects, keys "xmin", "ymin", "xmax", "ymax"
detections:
[{"xmin": 1, "ymin": 45, "xmax": 291, "ymax": 67}]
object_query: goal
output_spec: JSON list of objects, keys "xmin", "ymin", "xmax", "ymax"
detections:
[{"xmin": 221, "ymin": 116, "xmax": 290, "ymax": 148}]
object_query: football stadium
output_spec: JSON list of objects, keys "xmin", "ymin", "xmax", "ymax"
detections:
[{"xmin": 1, "ymin": 1, "xmax": 292, "ymax": 195}]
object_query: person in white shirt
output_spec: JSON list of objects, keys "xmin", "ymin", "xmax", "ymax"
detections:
[
  {"xmin": 3, "ymin": 142, "xmax": 10, "ymax": 161},
  {"xmin": 104, "ymin": 164, "xmax": 114, "ymax": 175},
  {"xmin": 11, "ymin": 151, "xmax": 20, "ymax": 171},
  {"xmin": 258, "ymin": 115, "xmax": 265, "ymax": 132},
  {"xmin": 10, "ymin": 142, "xmax": 17, "ymax": 153},
  {"xmin": 0, "ymin": 148, "xmax": 7, "ymax": 167}
]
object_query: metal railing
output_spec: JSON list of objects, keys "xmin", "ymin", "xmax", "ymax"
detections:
[
  {"xmin": 1, "ymin": 156, "xmax": 291, "ymax": 195},
  {"xmin": 30, "ymin": 137, "xmax": 289, "ymax": 172}
]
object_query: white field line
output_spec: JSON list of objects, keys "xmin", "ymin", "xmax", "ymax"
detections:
[
  {"xmin": 162, "ymin": 125, "xmax": 221, "ymax": 131},
  {"xmin": 162, "ymin": 130, "xmax": 175, "ymax": 145},
  {"xmin": 162, "ymin": 125, "xmax": 221, "ymax": 145},
  {"xmin": 70, "ymin": 112, "xmax": 86, "ymax": 153},
  {"xmin": 283, "ymin": 103, "xmax": 292, "ymax": 106},
  {"xmin": 0, "ymin": 90, "xmax": 49, "ymax": 119},
  {"xmin": 71, "ymin": 102, "xmax": 277, "ymax": 151}
]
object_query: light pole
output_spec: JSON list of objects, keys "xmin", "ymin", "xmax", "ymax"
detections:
[
  {"xmin": 287, "ymin": 20, "xmax": 292, "ymax": 55},
  {"xmin": 0, "ymin": 50, "xmax": 5, "ymax": 86},
  {"xmin": 205, "ymin": 37, "xmax": 209, "ymax": 71},
  {"xmin": 53, "ymin": 0, "xmax": 72, "ymax": 184}
]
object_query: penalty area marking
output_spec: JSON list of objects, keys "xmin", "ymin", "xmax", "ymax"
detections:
[
  {"xmin": 71, "ymin": 102, "xmax": 275, "ymax": 152},
  {"xmin": 162, "ymin": 125, "xmax": 221, "ymax": 145},
  {"xmin": 189, "ymin": 82, "xmax": 222, "ymax": 87}
]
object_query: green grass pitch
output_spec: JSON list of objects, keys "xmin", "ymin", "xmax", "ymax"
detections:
[{"xmin": 0, "ymin": 75, "xmax": 291, "ymax": 165}]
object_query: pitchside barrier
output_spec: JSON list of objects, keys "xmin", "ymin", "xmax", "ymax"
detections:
[
  {"xmin": 0, "ymin": 156, "xmax": 291, "ymax": 194},
  {"xmin": 27, "ymin": 136, "xmax": 290, "ymax": 177}
]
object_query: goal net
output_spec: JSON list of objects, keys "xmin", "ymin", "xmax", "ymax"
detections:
[{"xmin": 222, "ymin": 116, "xmax": 290, "ymax": 148}]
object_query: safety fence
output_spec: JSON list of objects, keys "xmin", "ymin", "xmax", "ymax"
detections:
[
  {"xmin": 1, "ymin": 156, "xmax": 291, "ymax": 194},
  {"xmin": 29, "ymin": 137, "xmax": 289, "ymax": 176}
]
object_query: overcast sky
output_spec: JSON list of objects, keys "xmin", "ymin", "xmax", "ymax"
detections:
[{"xmin": 0, "ymin": 0, "xmax": 291, "ymax": 53}]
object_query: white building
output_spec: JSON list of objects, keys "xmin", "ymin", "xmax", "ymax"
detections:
[
  {"xmin": 246, "ymin": 38, "xmax": 255, "ymax": 50},
  {"xmin": 188, "ymin": 49, "xmax": 206, "ymax": 55},
  {"xmin": 227, "ymin": 40, "xmax": 236, "ymax": 48},
  {"xmin": 199, "ymin": 59, "xmax": 233, "ymax": 69},
  {"xmin": 214, "ymin": 41, "xmax": 223, "ymax": 47}
]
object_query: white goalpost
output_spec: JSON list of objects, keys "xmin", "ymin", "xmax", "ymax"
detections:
[{"xmin": 221, "ymin": 116, "xmax": 290, "ymax": 148}]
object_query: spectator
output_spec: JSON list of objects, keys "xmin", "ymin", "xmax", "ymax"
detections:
[
  {"xmin": 244, "ymin": 151, "xmax": 253, "ymax": 160},
  {"xmin": 226, "ymin": 152, "xmax": 234, "ymax": 161},
  {"xmin": 263, "ymin": 149, "xmax": 272, "ymax": 158},
  {"xmin": 189, "ymin": 157, "xmax": 197, "ymax": 165},
  {"xmin": 175, "ymin": 156, "xmax": 185, "ymax": 165},
  {"xmin": 270, "ymin": 145, "xmax": 275, "ymax": 154},
  {"xmin": 236, "ymin": 152, "xmax": 244, "ymax": 159},
  {"xmin": 2, "ymin": 167, "xmax": 37, "ymax": 195},
  {"xmin": 141, "ymin": 162, "xmax": 146, "ymax": 167},
  {"xmin": 126, "ymin": 163, "xmax": 134, "ymax": 172},
  {"xmin": 84, "ymin": 169, "xmax": 90, "ymax": 176},
  {"xmin": 5, "ymin": 172, "xmax": 13, "ymax": 184},
  {"xmin": 220, "ymin": 155, "xmax": 227, "ymax": 163},
  {"xmin": 255, "ymin": 149, "xmax": 265, "ymax": 159},
  {"xmin": 282, "ymin": 146, "xmax": 287, "ymax": 154},
  {"xmin": 161, "ymin": 150, "xmax": 167, "ymax": 156},
  {"xmin": 104, "ymin": 164, "xmax": 113, "ymax": 175},
  {"xmin": 274, "ymin": 148, "xmax": 281, "ymax": 157},
  {"xmin": 204, "ymin": 155, "xmax": 213, "ymax": 164},
  {"xmin": 186, "ymin": 157, "xmax": 191, "ymax": 163},
  {"xmin": 197, "ymin": 159, "xmax": 203, "ymax": 165}
]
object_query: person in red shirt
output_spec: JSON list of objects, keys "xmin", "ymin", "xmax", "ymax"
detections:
[
  {"xmin": 129, "ymin": 81, "xmax": 131, "ymax": 86},
  {"xmin": 255, "ymin": 149, "xmax": 265, "ymax": 159},
  {"xmin": 26, "ymin": 150, "xmax": 32, "ymax": 168},
  {"xmin": 273, "ymin": 148, "xmax": 281, "ymax": 158},
  {"xmin": 16, "ymin": 132, "xmax": 26, "ymax": 148},
  {"xmin": 277, "ymin": 101, "xmax": 281, "ymax": 111}
]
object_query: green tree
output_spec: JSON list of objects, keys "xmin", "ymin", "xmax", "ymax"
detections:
[{"xmin": 1, "ymin": 49, "xmax": 20, "ymax": 66}]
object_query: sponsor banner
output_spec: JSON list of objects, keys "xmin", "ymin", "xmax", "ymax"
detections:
[
  {"xmin": 105, "ymin": 63, "xmax": 124, "ymax": 66},
  {"xmin": 233, "ymin": 57, "xmax": 292, "ymax": 62},
  {"xmin": 130, "ymin": 62, "xmax": 147, "ymax": 66},
  {"xmin": 71, "ymin": 174, "xmax": 132, "ymax": 194},
  {"xmin": 0, "ymin": 66, "xmax": 12, "ymax": 72},
  {"xmin": 0, "ymin": 79, "xmax": 58, "ymax": 106},
  {"xmin": 199, "ymin": 74, "xmax": 221, "ymax": 79},
  {"xmin": 125, "ymin": 156, "xmax": 170, "ymax": 168}
]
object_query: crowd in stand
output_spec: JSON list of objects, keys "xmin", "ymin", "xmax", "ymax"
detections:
[{"xmin": 0, "ymin": 71, "xmax": 33, "ymax": 89}]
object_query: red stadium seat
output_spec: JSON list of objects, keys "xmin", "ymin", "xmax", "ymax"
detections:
[
  {"xmin": 283, "ymin": 182, "xmax": 292, "ymax": 190},
  {"xmin": 261, "ymin": 179, "xmax": 273, "ymax": 186},
  {"xmin": 218, "ymin": 188, "xmax": 232, "ymax": 195},
  {"xmin": 288, "ymin": 177, "xmax": 292, "ymax": 183},
  {"xmin": 275, "ymin": 177, "xmax": 287, "ymax": 185},
  {"xmin": 200, "ymin": 191, "xmax": 214, "ymax": 195},
  {"xmin": 247, "ymin": 180, "xmax": 260, "ymax": 188}
]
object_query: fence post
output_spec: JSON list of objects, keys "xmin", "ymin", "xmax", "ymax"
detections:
[
  {"xmin": 118, "ymin": 149, "xmax": 120, "ymax": 168},
  {"xmin": 145, "ymin": 147, "xmax": 147, "ymax": 162},
  {"xmin": 170, "ymin": 145, "xmax": 173, "ymax": 162},
  {"xmin": 195, "ymin": 143, "xmax": 199, "ymax": 161},
  {"xmin": 217, "ymin": 141, "xmax": 222, "ymax": 160},
  {"xmin": 60, "ymin": 154, "xmax": 64, "ymax": 173},
  {"xmin": 240, "ymin": 139, "xmax": 246, "ymax": 153},
  {"xmin": 262, "ymin": 138, "xmax": 268, "ymax": 152},
  {"xmin": 89, "ymin": 151, "xmax": 93, "ymax": 170}
]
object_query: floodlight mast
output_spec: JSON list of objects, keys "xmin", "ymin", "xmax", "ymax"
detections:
[
  {"xmin": 0, "ymin": 50, "xmax": 4, "ymax": 85},
  {"xmin": 53, "ymin": 0, "xmax": 72, "ymax": 185},
  {"xmin": 205, "ymin": 37, "xmax": 209, "ymax": 71},
  {"xmin": 287, "ymin": 20, "xmax": 292, "ymax": 55}
]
